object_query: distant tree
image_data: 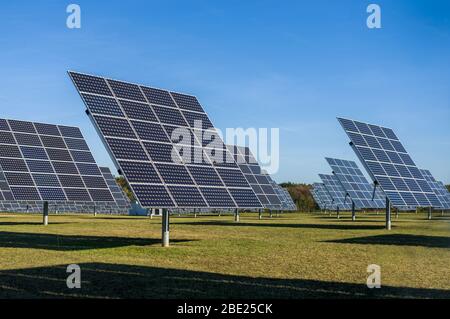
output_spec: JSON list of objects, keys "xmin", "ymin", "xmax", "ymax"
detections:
[
  {"xmin": 281, "ymin": 183, "xmax": 318, "ymax": 212},
  {"xmin": 116, "ymin": 176, "xmax": 136, "ymax": 201},
  {"xmin": 447, "ymin": 185, "xmax": 450, "ymax": 193}
]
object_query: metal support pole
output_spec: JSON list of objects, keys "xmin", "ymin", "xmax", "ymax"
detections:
[
  {"xmin": 162, "ymin": 209, "xmax": 170, "ymax": 247},
  {"xmin": 395, "ymin": 208, "xmax": 399, "ymax": 219},
  {"xmin": 258, "ymin": 209, "xmax": 262, "ymax": 220},
  {"xmin": 93, "ymin": 204, "xmax": 96, "ymax": 217},
  {"xmin": 351, "ymin": 202, "xmax": 356, "ymax": 221},
  {"xmin": 43, "ymin": 201, "xmax": 49, "ymax": 225},
  {"xmin": 234, "ymin": 209, "xmax": 240, "ymax": 222},
  {"xmin": 336, "ymin": 207, "xmax": 340, "ymax": 219},
  {"xmin": 193, "ymin": 208, "xmax": 197, "ymax": 218},
  {"xmin": 428, "ymin": 207, "xmax": 432, "ymax": 220},
  {"xmin": 269, "ymin": 210, "xmax": 273, "ymax": 218},
  {"xmin": 386, "ymin": 198, "xmax": 391, "ymax": 230}
]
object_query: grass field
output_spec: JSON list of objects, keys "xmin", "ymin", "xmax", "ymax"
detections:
[{"xmin": 0, "ymin": 211, "xmax": 449, "ymax": 298}]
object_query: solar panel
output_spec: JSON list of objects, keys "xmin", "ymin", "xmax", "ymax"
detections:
[
  {"xmin": 69, "ymin": 71, "xmax": 262, "ymax": 209},
  {"xmin": 100, "ymin": 166, "xmax": 132, "ymax": 210},
  {"xmin": 226, "ymin": 145, "xmax": 282, "ymax": 210},
  {"xmin": 312, "ymin": 183, "xmax": 336, "ymax": 210},
  {"xmin": 311, "ymin": 186, "xmax": 325, "ymax": 210},
  {"xmin": 338, "ymin": 118, "xmax": 441, "ymax": 209},
  {"xmin": 269, "ymin": 180, "xmax": 297, "ymax": 211},
  {"xmin": 420, "ymin": 169, "xmax": 450, "ymax": 210},
  {"xmin": 0, "ymin": 118, "xmax": 114, "ymax": 204},
  {"xmin": 319, "ymin": 174, "xmax": 352, "ymax": 210},
  {"xmin": 325, "ymin": 158, "xmax": 385, "ymax": 209}
]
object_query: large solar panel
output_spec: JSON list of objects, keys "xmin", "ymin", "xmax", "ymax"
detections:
[
  {"xmin": 0, "ymin": 118, "xmax": 114, "ymax": 204},
  {"xmin": 312, "ymin": 183, "xmax": 336, "ymax": 210},
  {"xmin": 338, "ymin": 118, "xmax": 441, "ymax": 209},
  {"xmin": 100, "ymin": 166, "xmax": 132, "ymax": 211},
  {"xmin": 420, "ymin": 169, "xmax": 450, "ymax": 210},
  {"xmin": 325, "ymin": 158, "xmax": 385, "ymax": 209},
  {"xmin": 69, "ymin": 72, "xmax": 262, "ymax": 209},
  {"xmin": 319, "ymin": 174, "xmax": 352, "ymax": 210},
  {"xmin": 226, "ymin": 145, "xmax": 282, "ymax": 210},
  {"xmin": 311, "ymin": 186, "xmax": 326, "ymax": 210}
]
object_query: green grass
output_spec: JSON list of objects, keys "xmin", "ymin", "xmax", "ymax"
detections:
[{"xmin": 0, "ymin": 211, "xmax": 449, "ymax": 298}]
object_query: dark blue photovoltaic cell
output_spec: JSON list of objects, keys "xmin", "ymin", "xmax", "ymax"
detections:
[
  {"xmin": 82, "ymin": 176, "xmax": 108, "ymax": 188},
  {"xmin": 39, "ymin": 188, "xmax": 67, "ymax": 200},
  {"xmin": 319, "ymin": 174, "xmax": 352, "ymax": 210},
  {"xmin": 88, "ymin": 189, "xmax": 114, "ymax": 201},
  {"xmin": 64, "ymin": 138, "xmax": 89, "ymax": 151},
  {"xmin": 51, "ymin": 161, "xmax": 78, "ymax": 174},
  {"xmin": 131, "ymin": 121, "xmax": 169, "ymax": 142},
  {"xmin": 228, "ymin": 188, "xmax": 261, "ymax": 207},
  {"xmin": 20, "ymin": 146, "xmax": 48, "ymax": 160},
  {"xmin": 107, "ymin": 79, "xmax": 146, "ymax": 102},
  {"xmin": 59, "ymin": 126, "xmax": 83, "ymax": 138},
  {"xmin": 10, "ymin": 187, "xmax": 41, "ymax": 200},
  {"xmin": 216, "ymin": 169, "xmax": 250, "ymax": 187},
  {"xmin": 5, "ymin": 172, "xmax": 34, "ymax": 186},
  {"xmin": 182, "ymin": 111, "xmax": 214, "ymax": 130},
  {"xmin": 119, "ymin": 100, "xmax": 158, "ymax": 122},
  {"xmin": 94, "ymin": 116, "xmax": 137, "ymax": 139},
  {"xmin": 155, "ymin": 163, "xmax": 194, "ymax": 185},
  {"xmin": 0, "ymin": 119, "xmax": 9, "ymax": 131},
  {"xmin": 187, "ymin": 166, "xmax": 224, "ymax": 186},
  {"xmin": 167, "ymin": 186, "xmax": 206, "ymax": 207},
  {"xmin": 70, "ymin": 150, "xmax": 95, "ymax": 163},
  {"xmin": 58, "ymin": 175, "xmax": 85, "ymax": 188},
  {"xmin": 0, "ymin": 158, "xmax": 28, "ymax": 172},
  {"xmin": 164, "ymin": 126, "xmax": 200, "ymax": 147},
  {"xmin": 132, "ymin": 185, "xmax": 175, "ymax": 207},
  {"xmin": 152, "ymin": 105, "xmax": 189, "ymax": 127},
  {"xmin": 117, "ymin": 161, "xmax": 161, "ymax": 183},
  {"xmin": 14, "ymin": 133, "xmax": 42, "ymax": 146},
  {"xmin": 26, "ymin": 160, "xmax": 54, "ymax": 173},
  {"xmin": 0, "ymin": 145, "xmax": 22, "ymax": 158},
  {"xmin": 34, "ymin": 123, "xmax": 60, "ymax": 136},
  {"xmin": 82, "ymin": 93, "xmax": 124, "ymax": 117},
  {"xmin": 40, "ymin": 135, "xmax": 66, "ymax": 149},
  {"xmin": 143, "ymin": 142, "xmax": 179, "ymax": 163},
  {"xmin": 46, "ymin": 148, "xmax": 72, "ymax": 162},
  {"xmin": 0, "ymin": 131, "xmax": 16, "ymax": 144},
  {"xmin": 170, "ymin": 92, "xmax": 204, "ymax": 113},
  {"xmin": 8, "ymin": 120, "xmax": 36, "ymax": 133},
  {"xmin": 106, "ymin": 138, "xmax": 149, "ymax": 161},
  {"xmin": 32, "ymin": 174, "xmax": 61, "ymax": 187},
  {"xmin": 76, "ymin": 163, "xmax": 102, "ymax": 176},
  {"xmin": 64, "ymin": 188, "xmax": 92, "ymax": 201},
  {"xmin": 141, "ymin": 86, "xmax": 177, "ymax": 108},
  {"xmin": 71, "ymin": 72, "xmax": 113, "ymax": 96}
]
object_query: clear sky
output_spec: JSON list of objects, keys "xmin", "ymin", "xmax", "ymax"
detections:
[{"xmin": 0, "ymin": 1, "xmax": 448, "ymax": 184}]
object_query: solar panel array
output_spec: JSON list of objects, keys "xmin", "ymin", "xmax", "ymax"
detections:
[
  {"xmin": 311, "ymin": 186, "xmax": 326, "ymax": 210},
  {"xmin": 69, "ymin": 71, "xmax": 262, "ymax": 209},
  {"xmin": 338, "ymin": 118, "xmax": 441, "ymax": 209},
  {"xmin": 319, "ymin": 174, "xmax": 352, "ymax": 210},
  {"xmin": 420, "ymin": 169, "xmax": 450, "ymax": 210},
  {"xmin": 312, "ymin": 183, "xmax": 336, "ymax": 210},
  {"xmin": 326, "ymin": 158, "xmax": 385, "ymax": 209},
  {"xmin": 0, "ymin": 118, "xmax": 114, "ymax": 204},
  {"xmin": 100, "ymin": 166, "xmax": 132, "ymax": 212},
  {"xmin": 228, "ymin": 145, "xmax": 282, "ymax": 209}
]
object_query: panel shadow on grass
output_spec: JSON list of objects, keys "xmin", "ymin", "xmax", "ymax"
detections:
[
  {"xmin": 174, "ymin": 221, "xmax": 385, "ymax": 230},
  {"xmin": 326, "ymin": 234, "xmax": 450, "ymax": 249},
  {"xmin": 0, "ymin": 231, "xmax": 191, "ymax": 251},
  {"xmin": 0, "ymin": 263, "xmax": 449, "ymax": 299}
]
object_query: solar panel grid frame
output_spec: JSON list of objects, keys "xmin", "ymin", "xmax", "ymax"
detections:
[
  {"xmin": 311, "ymin": 186, "xmax": 326, "ymax": 210},
  {"xmin": 231, "ymin": 145, "xmax": 283, "ymax": 210},
  {"xmin": 69, "ymin": 71, "xmax": 262, "ymax": 209},
  {"xmin": 0, "ymin": 118, "xmax": 114, "ymax": 204},
  {"xmin": 338, "ymin": 118, "xmax": 442, "ymax": 209},
  {"xmin": 325, "ymin": 157, "xmax": 385, "ymax": 209},
  {"xmin": 420, "ymin": 169, "xmax": 450, "ymax": 210},
  {"xmin": 319, "ymin": 174, "xmax": 353, "ymax": 210},
  {"xmin": 99, "ymin": 166, "xmax": 132, "ymax": 211},
  {"xmin": 312, "ymin": 183, "xmax": 336, "ymax": 210}
]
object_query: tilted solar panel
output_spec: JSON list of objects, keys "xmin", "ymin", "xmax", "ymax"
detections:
[
  {"xmin": 420, "ymin": 169, "xmax": 450, "ymax": 210},
  {"xmin": 325, "ymin": 158, "xmax": 385, "ymax": 209},
  {"xmin": 99, "ymin": 166, "xmax": 132, "ymax": 211},
  {"xmin": 69, "ymin": 71, "xmax": 262, "ymax": 209},
  {"xmin": 338, "ymin": 118, "xmax": 441, "ymax": 209},
  {"xmin": 312, "ymin": 183, "xmax": 336, "ymax": 210},
  {"xmin": 319, "ymin": 174, "xmax": 353, "ymax": 210},
  {"xmin": 0, "ymin": 118, "xmax": 114, "ymax": 203}
]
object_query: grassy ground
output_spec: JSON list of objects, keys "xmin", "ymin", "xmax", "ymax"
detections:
[{"xmin": 0, "ymin": 211, "xmax": 449, "ymax": 298}]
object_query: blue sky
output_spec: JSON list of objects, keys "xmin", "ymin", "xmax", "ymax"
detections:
[{"xmin": 0, "ymin": 1, "xmax": 449, "ymax": 183}]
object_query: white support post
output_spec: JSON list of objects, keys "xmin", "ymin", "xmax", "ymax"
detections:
[
  {"xmin": 337, "ymin": 207, "xmax": 340, "ymax": 219},
  {"xmin": 351, "ymin": 202, "xmax": 356, "ymax": 221},
  {"xmin": 234, "ymin": 209, "xmax": 240, "ymax": 222},
  {"xmin": 162, "ymin": 209, "xmax": 170, "ymax": 247},
  {"xmin": 386, "ymin": 198, "xmax": 391, "ymax": 230},
  {"xmin": 43, "ymin": 201, "xmax": 49, "ymax": 226},
  {"xmin": 428, "ymin": 207, "xmax": 432, "ymax": 220},
  {"xmin": 258, "ymin": 209, "xmax": 262, "ymax": 220}
]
